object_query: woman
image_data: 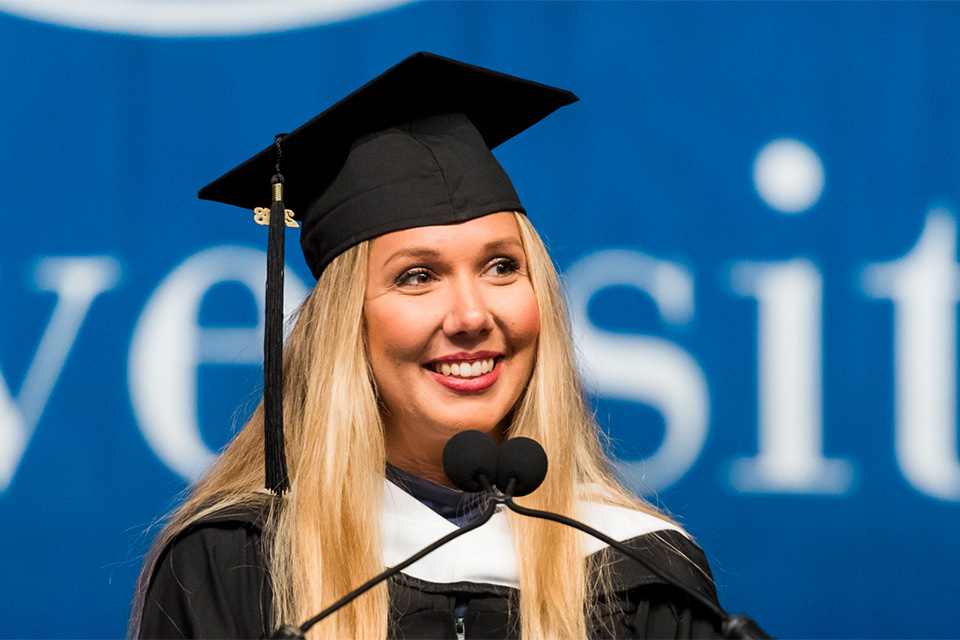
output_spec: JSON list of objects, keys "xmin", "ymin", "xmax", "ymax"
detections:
[{"xmin": 131, "ymin": 52, "xmax": 722, "ymax": 639}]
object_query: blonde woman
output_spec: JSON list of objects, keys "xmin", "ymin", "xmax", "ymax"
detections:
[{"xmin": 131, "ymin": 53, "xmax": 723, "ymax": 639}]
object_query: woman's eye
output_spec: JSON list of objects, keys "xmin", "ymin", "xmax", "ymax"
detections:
[
  {"xmin": 395, "ymin": 268, "xmax": 433, "ymax": 287},
  {"xmin": 486, "ymin": 257, "xmax": 521, "ymax": 277}
]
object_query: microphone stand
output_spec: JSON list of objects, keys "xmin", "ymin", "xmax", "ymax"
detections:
[{"xmin": 502, "ymin": 496, "xmax": 772, "ymax": 640}]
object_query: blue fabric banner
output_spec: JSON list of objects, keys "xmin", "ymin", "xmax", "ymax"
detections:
[{"xmin": 1, "ymin": 2, "xmax": 959, "ymax": 637}]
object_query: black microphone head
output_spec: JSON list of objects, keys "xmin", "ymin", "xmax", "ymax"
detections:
[
  {"xmin": 442, "ymin": 430, "xmax": 499, "ymax": 492},
  {"xmin": 496, "ymin": 437, "xmax": 548, "ymax": 497}
]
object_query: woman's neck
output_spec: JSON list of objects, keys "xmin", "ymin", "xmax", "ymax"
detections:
[
  {"xmin": 383, "ymin": 420, "xmax": 506, "ymax": 488},
  {"xmin": 385, "ymin": 445, "xmax": 452, "ymax": 487}
]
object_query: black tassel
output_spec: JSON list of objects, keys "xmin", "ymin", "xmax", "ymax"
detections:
[{"xmin": 264, "ymin": 134, "xmax": 291, "ymax": 494}]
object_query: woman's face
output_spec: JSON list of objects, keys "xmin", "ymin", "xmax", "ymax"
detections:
[{"xmin": 364, "ymin": 212, "xmax": 540, "ymax": 469}]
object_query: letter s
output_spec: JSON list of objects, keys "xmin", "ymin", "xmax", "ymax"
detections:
[{"xmin": 564, "ymin": 249, "xmax": 709, "ymax": 494}]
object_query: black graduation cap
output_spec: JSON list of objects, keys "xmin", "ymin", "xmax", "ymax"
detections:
[{"xmin": 198, "ymin": 51, "xmax": 578, "ymax": 494}]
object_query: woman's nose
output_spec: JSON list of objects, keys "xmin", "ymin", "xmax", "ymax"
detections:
[{"xmin": 442, "ymin": 279, "xmax": 494, "ymax": 337}]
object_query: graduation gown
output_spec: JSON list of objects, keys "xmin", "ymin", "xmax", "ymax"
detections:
[{"xmin": 138, "ymin": 481, "xmax": 723, "ymax": 639}]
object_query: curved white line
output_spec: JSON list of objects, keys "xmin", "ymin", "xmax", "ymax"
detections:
[{"xmin": 0, "ymin": 0, "xmax": 415, "ymax": 36}]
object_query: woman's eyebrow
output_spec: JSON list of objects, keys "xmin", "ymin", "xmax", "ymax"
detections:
[
  {"xmin": 381, "ymin": 237, "xmax": 523, "ymax": 267},
  {"xmin": 381, "ymin": 247, "xmax": 442, "ymax": 267},
  {"xmin": 484, "ymin": 238, "xmax": 524, "ymax": 252}
]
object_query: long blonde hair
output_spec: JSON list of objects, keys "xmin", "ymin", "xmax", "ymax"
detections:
[{"xmin": 131, "ymin": 213, "xmax": 665, "ymax": 639}]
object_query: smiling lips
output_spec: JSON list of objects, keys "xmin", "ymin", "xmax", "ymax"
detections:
[
  {"xmin": 431, "ymin": 358, "xmax": 496, "ymax": 378},
  {"xmin": 427, "ymin": 355, "xmax": 502, "ymax": 391}
]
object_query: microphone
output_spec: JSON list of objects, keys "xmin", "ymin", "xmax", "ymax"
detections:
[
  {"xmin": 268, "ymin": 432, "xmax": 500, "ymax": 638},
  {"xmin": 496, "ymin": 439, "xmax": 772, "ymax": 640},
  {"xmin": 495, "ymin": 437, "xmax": 547, "ymax": 497},
  {"xmin": 442, "ymin": 429, "xmax": 499, "ymax": 492}
]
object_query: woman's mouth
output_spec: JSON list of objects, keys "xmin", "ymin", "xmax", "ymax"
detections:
[
  {"xmin": 431, "ymin": 357, "xmax": 496, "ymax": 378},
  {"xmin": 425, "ymin": 356, "xmax": 502, "ymax": 391}
]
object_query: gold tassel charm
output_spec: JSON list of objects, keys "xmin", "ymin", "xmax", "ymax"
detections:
[{"xmin": 253, "ymin": 206, "xmax": 299, "ymax": 227}]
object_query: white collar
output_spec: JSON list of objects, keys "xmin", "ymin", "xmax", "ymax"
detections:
[{"xmin": 381, "ymin": 480, "xmax": 685, "ymax": 588}]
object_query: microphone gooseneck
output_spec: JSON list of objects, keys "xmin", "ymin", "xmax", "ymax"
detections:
[{"xmin": 501, "ymin": 496, "xmax": 770, "ymax": 639}]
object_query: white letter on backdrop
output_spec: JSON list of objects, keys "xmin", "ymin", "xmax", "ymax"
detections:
[
  {"xmin": 564, "ymin": 249, "xmax": 709, "ymax": 494},
  {"xmin": 862, "ymin": 209, "xmax": 960, "ymax": 501},
  {"xmin": 728, "ymin": 258, "xmax": 854, "ymax": 494},
  {"xmin": 128, "ymin": 246, "xmax": 308, "ymax": 482},
  {"xmin": 0, "ymin": 256, "xmax": 121, "ymax": 492}
]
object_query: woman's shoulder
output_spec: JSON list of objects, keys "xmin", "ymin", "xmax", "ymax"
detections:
[
  {"xmin": 577, "ymin": 488, "xmax": 715, "ymax": 599},
  {"xmin": 589, "ymin": 525, "xmax": 716, "ymax": 599},
  {"xmin": 161, "ymin": 507, "xmax": 266, "ymax": 568},
  {"xmin": 588, "ymin": 526, "xmax": 724, "ymax": 639},
  {"xmin": 153, "ymin": 500, "xmax": 270, "ymax": 587},
  {"xmin": 185, "ymin": 501, "xmax": 268, "ymax": 530},
  {"xmin": 137, "ymin": 505, "xmax": 271, "ymax": 639},
  {"xmin": 578, "ymin": 496, "xmax": 687, "ymax": 545},
  {"xmin": 150, "ymin": 502, "xmax": 269, "ymax": 577}
]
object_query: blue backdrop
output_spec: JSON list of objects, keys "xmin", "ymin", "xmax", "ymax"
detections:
[{"xmin": 2, "ymin": 2, "xmax": 959, "ymax": 637}]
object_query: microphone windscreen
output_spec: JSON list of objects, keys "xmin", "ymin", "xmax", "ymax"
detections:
[
  {"xmin": 496, "ymin": 437, "xmax": 548, "ymax": 497},
  {"xmin": 442, "ymin": 430, "xmax": 499, "ymax": 492}
]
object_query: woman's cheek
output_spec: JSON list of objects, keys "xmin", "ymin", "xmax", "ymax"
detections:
[
  {"xmin": 505, "ymin": 286, "xmax": 540, "ymax": 343},
  {"xmin": 377, "ymin": 302, "xmax": 436, "ymax": 354}
]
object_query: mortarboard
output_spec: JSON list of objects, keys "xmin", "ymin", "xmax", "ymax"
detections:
[{"xmin": 198, "ymin": 51, "xmax": 578, "ymax": 494}]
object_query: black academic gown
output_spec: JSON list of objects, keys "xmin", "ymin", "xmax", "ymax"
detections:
[{"xmin": 138, "ymin": 482, "xmax": 723, "ymax": 639}]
